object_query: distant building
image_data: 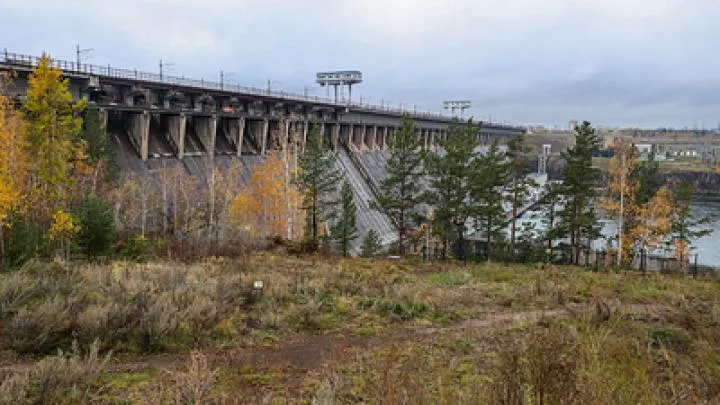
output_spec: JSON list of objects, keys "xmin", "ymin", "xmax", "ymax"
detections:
[
  {"xmin": 569, "ymin": 120, "xmax": 579, "ymax": 132},
  {"xmin": 635, "ymin": 143, "xmax": 653, "ymax": 155}
]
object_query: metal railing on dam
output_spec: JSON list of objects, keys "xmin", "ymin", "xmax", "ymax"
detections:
[{"xmin": 0, "ymin": 49, "xmax": 523, "ymax": 131}]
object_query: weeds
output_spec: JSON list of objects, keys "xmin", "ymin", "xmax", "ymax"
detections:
[
  {"xmin": 2, "ymin": 254, "xmax": 720, "ymax": 402},
  {"xmin": 0, "ymin": 339, "xmax": 109, "ymax": 404},
  {"xmin": 168, "ymin": 350, "xmax": 218, "ymax": 404}
]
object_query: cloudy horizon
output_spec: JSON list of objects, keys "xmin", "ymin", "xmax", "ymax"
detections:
[{"xmin": 3, "ymin": 0, "xmax": 719, "ymax": 129}]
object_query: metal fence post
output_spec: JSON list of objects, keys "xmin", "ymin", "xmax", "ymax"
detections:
[{"xmin": 595, "ymin": 250, "xmax": 600, "ymax": 272}]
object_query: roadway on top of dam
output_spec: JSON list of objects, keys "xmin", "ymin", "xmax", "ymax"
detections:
[{"xmin": 0, "ymin": 50, "xmax": 525, "ymax": 135}]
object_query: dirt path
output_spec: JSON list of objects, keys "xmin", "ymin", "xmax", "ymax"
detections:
[{"xmin": 0, "ymin": 302, "xmax": 669, "ymax": 376}]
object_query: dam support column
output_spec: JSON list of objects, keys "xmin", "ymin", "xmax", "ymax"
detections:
[
  {"xmin": 371, "ymin": 125, "xmax": 378, "ymax": 150},
  {"xmin": 348, "ymin": 124, "xmax": 355, "ymax": 150},
  {"xmin": 261, "ymin": 119, "xmax": 269, "ymax": 157},
  {"xmin": 302, "ymin": 120, "xmax": 309, "ymax": 153},
  {"xmin": 196, "ymin": 115, "xmax": 218, "ymax": 158},
  {"xmin": 236, "ymin": 117, "xmax": 246, "ymax": 157},
  {"xmin": 168, "ymin": 114, "xmax": 187, "ymax": 159},
  {"xmin": 331, "ymin": 123, "xmax": 339, "ymax": 151},
  {"xmin": 99, "ymin": 108, "xmax": 108, "ymax": 132},
  {"xmin": 127, "ymin": 111, "xmax": 150, "ymax": 161},
  {"xmin": 357, "ymin": 125, "xmax": 365, "ymax": 151}
]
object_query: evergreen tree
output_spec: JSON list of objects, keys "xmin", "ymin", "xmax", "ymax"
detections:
[
  {"xmin": 471, "ymin": 140, "xmax": 509, "ymax": 261},
  {"xmin": 634, "ymin": 153, "xmax": 663, "ymax": 206},
  {"xmin": 506, "ymin": 135, "xmax": 537, "ymax": 257},
  {"xmin": 297, "ymin": 123, "xmax": 341, "ymax": 244},
  {"xmin": 557, "ymin": 121, "xmax": 602, "ymax": 264},
  {"xmin": 374, "ymin": 116, "xmax": 424, "ymax": 255},
  {"xmin": 331, "ymin": 180, "xmax": 358, "ymax": 256},
  {"xmin": 425, "ymin": 120, "xmax": 479, "ymax": 260},
  {"xmin": 81, "ymin": 105, "xmax": 119, "ymax": 184},
  {"xmin": 669, "ymin": 182, "xmax": 712, "ymax": 267},
  {"xmin": 78, "ymin": 194, "xmax": 116, "ymax": 258},
  {"xmin": 3, "ymin": 212, "xmax": 40, "ymax": 270},
  {"xmin": 360, "ymin": 229, "xmax": 382, "ymax": 258},
  {"xmin": 23, "ymin": 54, "xmax": 86, "ymax": 224},
  {"xmin": 536, "ymin": 182, "xmax": 564, "ymax": 259}
]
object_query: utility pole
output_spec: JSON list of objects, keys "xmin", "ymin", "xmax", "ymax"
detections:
[
  {"xmin": 75, "ymin": 44, "xmax": 93, "ymax": 71},
  {"xmin": 220, "ymin": 70, "xmax": 224, "ymax": 90},
  {"xmin": 618, "ymin": 151, "xmax": 625, "ymax": 266},
  {"xmin": 159, "ymin": 60, "xmax": 173, "ymax": 81}
]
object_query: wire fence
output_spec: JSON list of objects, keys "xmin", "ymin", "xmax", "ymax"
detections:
[{"xmin": 419, "ymin": 240, "xmax": 714, "ymax": 276}]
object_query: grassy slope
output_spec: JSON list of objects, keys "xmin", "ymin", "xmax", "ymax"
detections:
[{"xmin": 2, "ymin": 254, "xmax": 720, "ymax": 403}]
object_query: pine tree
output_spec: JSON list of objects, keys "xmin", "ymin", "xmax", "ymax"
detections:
[
  {"xmin": 634, "ymin": 152, "xmax": 663, "ymax": 206},
  {"xmin": 23, "ymin": 54, "xmax": 86, "ymax": 224},
  {"xmin": 425, "ymin": 120, "xmax": 479, "ymax": 260},
  {"xmin": 81, "ymin": 105, "xmax": 119, "ymax": 185},
  {"xmin": 471, "ymin": 140, "xmax": 509, "ymax": 261},
  {"xmin": 374, "ymin": 116, "xmax": 424, "ymax": 255},
  {"xmin": 331, "ymin": 180, "xmax": 358, "ymax": 256},
  {"xmin": 297, "ymin": 123, "xmax": 341, "ymax": 244},
  {"xmin": 78, "ymin": 194, "xmax": 116, "ymax": 258},
  {"xmin": 506, "ymin": 135, "xmax": 537, "ymax": 258},
  {"xmin": 557, "ymin": 121, "xmax": 602, "ymax": 264},
  {"xmin": 360, "ymin": 229, "xmax": 382, "ymax": 258},
  {"xmin": 3, "ymin": 212, "xmax": 40, "ymax": 269},
  {"xmin": 668, "ymin": 182, "xmax": 712, "ymax": 267},
  {"xmin": 536, "ymin": 182, "xmax": 564, "ymax": 258}
]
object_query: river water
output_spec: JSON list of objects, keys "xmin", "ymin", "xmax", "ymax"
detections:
[
  {"xmin": 689, "ymin": 202, "xmax": 720, "ymax": 267},
  {"xmin": 514, "ymin": 201, "xmax": 720, "ymax": 268}
]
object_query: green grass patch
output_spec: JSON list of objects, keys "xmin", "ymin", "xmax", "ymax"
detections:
[{"xmin": 428, "ymin": 271, "xmax": 471, "ymax": 286}]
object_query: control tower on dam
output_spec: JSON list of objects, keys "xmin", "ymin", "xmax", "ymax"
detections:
[{"xmin": 1, "ymin": 51, "xmax": 525, "ymax": 162}]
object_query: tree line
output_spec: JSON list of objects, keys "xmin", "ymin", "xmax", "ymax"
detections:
[
  {"xmin": 0, "ymin": 56, "xmax": 710, "ymax": 269},
  {"xmin": 374, "ymin": 118, "xmax": 711, "ymax": 267}
]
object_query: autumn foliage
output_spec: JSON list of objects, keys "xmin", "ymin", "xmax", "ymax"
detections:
[
  {"xmin": 0, "ymin": 79, "xmax": 27, "ymax": 228},
  {"xmin": 229, "ymin": 151, "xmax": 304, "ymax": 240}
]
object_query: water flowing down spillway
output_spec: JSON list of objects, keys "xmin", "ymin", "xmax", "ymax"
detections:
[{"xmin": 335, "ymin": 149, "xmax": 397, "ymax": 254}]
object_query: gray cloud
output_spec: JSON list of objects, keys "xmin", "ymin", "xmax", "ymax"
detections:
[{"xmin": 2, "ymin": 0, "xmax": 720, "ymax": 128}]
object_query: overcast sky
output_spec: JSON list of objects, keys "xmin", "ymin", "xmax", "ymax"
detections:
[{"xmin": 2, "ymin": 0, "xmax": 720, "ymax": 128}]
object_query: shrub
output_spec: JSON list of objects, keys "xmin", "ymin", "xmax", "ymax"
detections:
[
  {"xmin": 4, "ymin": 296, "xmax": 75, "ymax": 354},
  {"xmin": 1, "ymin": 339, "xmax": 109, "ymax": 404},
  {"xmin": 378, "ymin": 299, "xmax": 429, "ymax": 321},
  {"xmin": 168, "ymin": 350, "xmax": 218, "ymax": 404},
  {"xmin": 118, "ymin": 235, "xmax": 155, "ymax": 262}
]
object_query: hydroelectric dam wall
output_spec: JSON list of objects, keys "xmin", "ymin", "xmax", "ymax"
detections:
[{"xmin": 1, "ymin": 51, "xmax": 527, "ymax": 253}]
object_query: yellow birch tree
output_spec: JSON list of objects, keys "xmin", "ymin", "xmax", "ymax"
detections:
[
  {"xmin": 601, "ymin": 139, "xmax": 640, "ymax": 264},
  {"xmin": 229, "ymin": 151, "xmax": 303, "ymax": 239}
]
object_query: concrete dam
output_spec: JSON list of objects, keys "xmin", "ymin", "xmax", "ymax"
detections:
[{"xmin": 1, "ymin": 51, "xmax": 526, "ymax": 253}]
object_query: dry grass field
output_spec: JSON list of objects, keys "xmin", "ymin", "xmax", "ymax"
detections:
[{"xmin": 2, "ymin": 253, "xmax": 720, "ymax": 403}]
